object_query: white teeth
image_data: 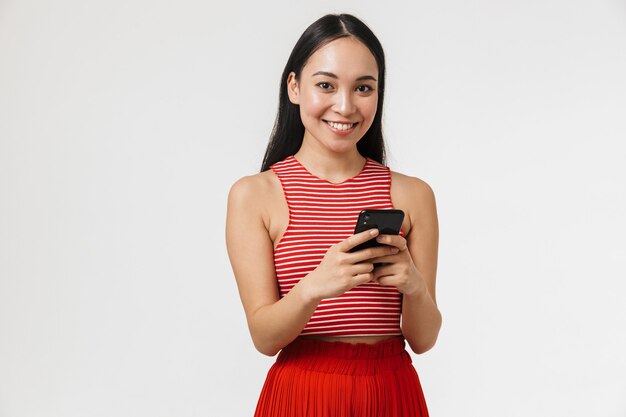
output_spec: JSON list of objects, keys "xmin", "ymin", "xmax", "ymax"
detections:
[{"xmin": 326, "ymin": 121, "xmax": 355, "ymax": 131}]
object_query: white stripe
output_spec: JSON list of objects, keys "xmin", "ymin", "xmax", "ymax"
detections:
[
  {"xmin": 300, "ymin": 330, "xmax": 402, "ymax": 336},
  {"xmin": 291, "ymin": 213, "xmax": 358, "ymax": 219},
  {"xmin": 281, "ymin": 180, "xmax": 389, "ymax": 185},
  {"xmin": 289, "ymin": 207, "xmax": 392, "ymax": 214},
  {"xmin": 278, "ymin": 201, "xmax": 391, "ymax": 210},
  {"xmin": 303, "ymin": 322, "xmax": 399, "ymax": 330},
  {"xmin": 276, "ymin": 232, "xmax": 349, "ymax": 239},
  {"xmin": 275, "ymin": 264, "xmax": 318, "ymax": 273},
  {"xmin": 307, "ymin": 316, "xmax": 400, "ymax": 325},
  {"xmin": 273, "ymin": 249, "xmax": 326, "ymax": 261},
  {"xmin": 284, "ymin": 187, "xmax": 389, "ymax": 195},
  {"xmin": 283, "ymin": 194, "xmax": 390, "ymax": 202},
  {"xmin": 274, "ymin": 245, "xmax": 332, "ymax": 256},
  {"xmin": 310, "ymin": 309, "xmax": 400, "ymax": 316},
  {"xmin": 275, "ymin": 258, "xmax": 322, "ymax": 268}
]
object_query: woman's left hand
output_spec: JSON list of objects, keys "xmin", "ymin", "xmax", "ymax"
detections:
[{"xmin": 367, "ymin": 234, "xmax": 427, "ymax": 297}]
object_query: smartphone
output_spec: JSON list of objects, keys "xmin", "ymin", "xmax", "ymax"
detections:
[{"xmin": 349, "ymin": 209, "xmax": 404, "ymax": 253}]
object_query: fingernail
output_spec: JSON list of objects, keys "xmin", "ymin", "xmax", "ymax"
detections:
[{"xmin": 370, "ymin": 229, "xmax": 379, "ymax": 236}]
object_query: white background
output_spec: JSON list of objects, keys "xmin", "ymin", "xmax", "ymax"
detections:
[{"xmin": 1, "ymin": 1, "xmax": 625, "ymax": 416}]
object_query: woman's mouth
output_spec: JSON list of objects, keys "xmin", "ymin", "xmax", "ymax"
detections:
[{"xmin": 323, "ymin": 120, "xmax": 358, "ymax": 134}]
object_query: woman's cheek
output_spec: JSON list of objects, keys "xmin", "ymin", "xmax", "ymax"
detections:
[
  {"xmin": 365, "ymin": 97, "xmax": 378, "ymax": 118},
  {"xmin": 358, "ymin": 98, "xmax": 378, "ymax": 127},
  {"xmin": 306, "ymin": 93, "xmax": 327, "ymax": 116}
]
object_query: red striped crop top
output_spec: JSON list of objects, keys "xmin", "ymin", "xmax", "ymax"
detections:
[{"xmin": 270, "ymin": 155, "xmax": 405, "ymax": 337}]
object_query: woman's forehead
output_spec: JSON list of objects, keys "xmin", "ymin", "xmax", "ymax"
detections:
[{"xmin": 302, "ymin": 37, "xmax": 378, "ymax": 79}]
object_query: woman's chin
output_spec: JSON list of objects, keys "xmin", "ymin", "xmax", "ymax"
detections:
[{"xmin": 326, "ymin": 142, "xmax": 361, "ymax": 154}]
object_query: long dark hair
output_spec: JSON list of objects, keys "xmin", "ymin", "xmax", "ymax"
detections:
[{"xmin": 260, "ymin": 14, "xmax": 387, "ymax": 172}]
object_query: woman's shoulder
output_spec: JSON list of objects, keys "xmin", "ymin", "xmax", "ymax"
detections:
[
  {"xmin": 227, "ymin": 169, "xmax": 284, "ymax": 229},
  {"xmin": 389, "ymin": 170, "xmax": 438, "ymax": 238},
  {"xmin": 389, "ymin": 169, "xmax": 436, "ymax": 198},
  {"xmin": 228, "ymin": 170, "xmax": 278, "ymax": 207}
]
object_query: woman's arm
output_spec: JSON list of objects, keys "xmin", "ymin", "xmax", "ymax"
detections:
[
  {"xmin": 372, "ymin": 174, "xmax": 442, "ymax": 354},
  {"xmin": 400, "ymin": 178, "xmax": 442, "ymax": 354},
  {"xmin": 226, "ymin": 175, "xmax": 320, "ymax": 356}
]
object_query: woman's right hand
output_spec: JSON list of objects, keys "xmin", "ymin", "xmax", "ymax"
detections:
[{"xmin": 302, "ymin": 229, "xmax": 401, "ymax": 302}]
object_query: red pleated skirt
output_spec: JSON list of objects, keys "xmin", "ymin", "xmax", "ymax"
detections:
[{"xmin": 253, "ymin": 336, "xmax": 430, "ymax": 417}]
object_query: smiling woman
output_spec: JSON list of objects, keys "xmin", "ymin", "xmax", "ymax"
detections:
[
  {"xmin": 225, "ymin": 13, "xmax": 441, "ymax": 417},
  {"xmin": 287, "ymin": 37, "xmax": 378, "ymax": 144},
  {"xmin": 286, "ymin": 36, "xmax": 379, "ymax": 155}
]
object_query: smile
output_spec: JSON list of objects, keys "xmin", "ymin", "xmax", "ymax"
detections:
[{"xmin": 324, "ymin": 120, "xmax": 358, "ymax": 131}]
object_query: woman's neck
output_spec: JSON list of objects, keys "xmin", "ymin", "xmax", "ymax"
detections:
[{"xmin": 293, "ymin": 146, "xmax": 366, "ymax": 184}]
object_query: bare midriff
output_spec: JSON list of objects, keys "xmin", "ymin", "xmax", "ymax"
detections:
[{"xmin": 298, "ymin": 335, "xmax": 402, "ymax": 344}]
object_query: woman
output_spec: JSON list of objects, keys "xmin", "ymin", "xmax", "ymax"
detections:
[{"xmin": 226, "ymin": 13, "xmax": 441, "ymax": 416}]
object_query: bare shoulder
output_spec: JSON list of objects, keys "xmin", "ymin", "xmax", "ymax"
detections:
[
  {"xmin": 389, "ymin": 170, "xmax": 438, "ymax": 239},
  {"xmin": 227, "ymin": 170, "xmax": 280, "ymax": 223},
  {"xmin": 228, "ymin": 170, "xmax": 274, "ymax": 205},
  {"xmin": 390, "ymin": 170, "xmax": 437, "ymax": 213},
  {"xmin": 390, "ymin": 170, "xmax": 435, "ymax": 196}
]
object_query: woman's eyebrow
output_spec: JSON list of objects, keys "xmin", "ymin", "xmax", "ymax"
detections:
[{"xmin": 311, "ymin": 70, "xmax": 377, "ymax": 82}]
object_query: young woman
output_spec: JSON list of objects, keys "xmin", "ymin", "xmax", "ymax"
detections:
[{"xmin": 226, "ymin": 13, "xmax": 441, "ymax": 417}]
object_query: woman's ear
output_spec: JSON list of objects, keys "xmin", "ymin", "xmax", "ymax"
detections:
[{"xmin": 286, "ymin": 71, "xmax": 300, "ymax": 105}]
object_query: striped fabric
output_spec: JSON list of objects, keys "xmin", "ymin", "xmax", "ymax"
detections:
[{"xmin": 269, "ymin": 155, "xmax": 405, "ymax": 337}]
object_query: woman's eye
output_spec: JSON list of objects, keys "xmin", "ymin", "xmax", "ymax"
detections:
[
  {"xmin": 357, "ymin": 85, "xmax": 374, "ymax": 92},
  {"xmin": 317, "ymin": 82, "xmax": 332, "ymax": 90}
]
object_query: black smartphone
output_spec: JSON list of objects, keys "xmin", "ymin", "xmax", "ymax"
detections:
[{"xmin": 349, "ymin": 209, "xmax": 404, "ymax": 253}]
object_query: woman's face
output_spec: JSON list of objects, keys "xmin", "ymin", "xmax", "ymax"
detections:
[{"xmin": 287, "ymin": 36, "xmax": 379, "ymax": 154}]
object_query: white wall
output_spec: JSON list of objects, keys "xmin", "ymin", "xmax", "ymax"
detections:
[{"xmin": 1, "ymin": 1, "xmax": 625, "ymax": 416}]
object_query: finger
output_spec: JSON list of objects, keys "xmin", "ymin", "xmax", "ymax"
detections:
[
  {"xmin": 375, "ymin": 275, "xmax": 395, "ymax": 287},
  {"xmin": 352, "ymin": 272, "xmax": 375, "ymax": 285},
  {"xmin": 338, "ymin": 228, "xmax": 379, "ymax": 252},
  {"xmin": 351, "ymin": 261, "xmax": 375, "ymax": 276},
  {"xmin": 349, "ymin": 245, "xmax": 399, "ymax": 264},
  {"xmin": 368, "ymin": 253, "xmax": 399, "ymax": 264},
  {"xmin": 373, "ymin": 234, "xmax": 407, "ymax": 250},
  {"xmin": 372, "ymin": 265, "xmax": 395, "ymax": 283}
]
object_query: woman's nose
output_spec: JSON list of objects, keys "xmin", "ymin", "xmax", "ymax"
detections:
[{"xmin": 332, "ymin": 88, "xmax": 356, "ymax": 115}]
